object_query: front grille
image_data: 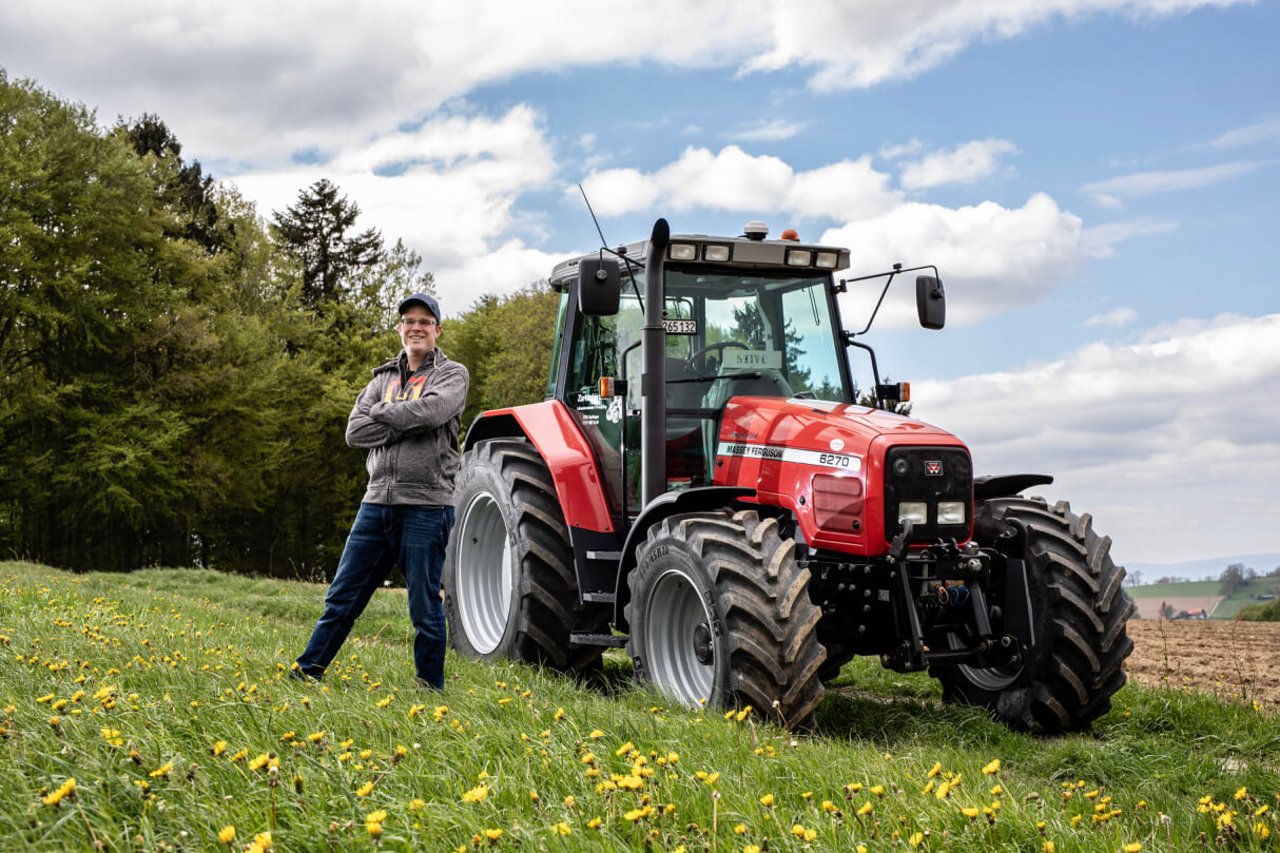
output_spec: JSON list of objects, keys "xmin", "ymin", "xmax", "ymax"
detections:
[{"xmin": 883, "ymin": 446, "xmax": 972, "ymax": 541}]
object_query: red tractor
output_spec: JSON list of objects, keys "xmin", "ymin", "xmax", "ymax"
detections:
[{"xmin": 444, "ymin": 219, "xmax": 1134, "ymax": 732}]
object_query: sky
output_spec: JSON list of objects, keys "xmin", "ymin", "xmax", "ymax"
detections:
[{"xmin": 3, "ymin": 0, "xmax": 1278, "ymax": 569}]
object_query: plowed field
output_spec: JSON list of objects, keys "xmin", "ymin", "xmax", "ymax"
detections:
[{"xmin": 1126, "ymin": 618, "xmax": 1280, "ymax": 709}]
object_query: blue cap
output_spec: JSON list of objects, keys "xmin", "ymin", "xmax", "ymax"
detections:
[{"xmin": 398, "ymin": 292, "xmax": 440, "ymax": 322}]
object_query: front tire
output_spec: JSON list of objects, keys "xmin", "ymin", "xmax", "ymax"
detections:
[
  {"xmin": 930, "ymin": 497, "xmax": 1135, "ymax": 733},
  {"xmin": 444, "ymin": 439, "xmax": 608, "ymax": 674},
  {"xmin": 625, "ymin": 510, "xmax": 825, "ymax": 730}
]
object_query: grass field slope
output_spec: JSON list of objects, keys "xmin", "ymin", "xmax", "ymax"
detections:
[
  {"xmin": 2, "ymin": 562, "xmax": 1278, "ymax": 851},
  {"xmin": 1127, "ymin": 581, "xmax": 1280, "ymax": 620}
]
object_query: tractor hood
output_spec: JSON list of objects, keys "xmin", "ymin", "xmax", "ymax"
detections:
[{"xmin": 711, "ymin": 396, "xmax": 972, "ymax": 555}]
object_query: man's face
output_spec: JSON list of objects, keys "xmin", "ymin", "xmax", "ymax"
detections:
[{"xmin": 398, "ymin": 304, "xmax": 440, "ymax": 355}]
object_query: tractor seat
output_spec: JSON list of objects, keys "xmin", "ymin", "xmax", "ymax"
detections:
[{"xmin": 701, "ymin": 368, "xmax": 794, "ymax": 411}]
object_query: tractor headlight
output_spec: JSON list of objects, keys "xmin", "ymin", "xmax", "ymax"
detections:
[
  {"xmin": 937, "ymin": 501, "xmax": 966, "ymax": 525},
  {"xmin": 898, "ymin": 502, "xmax": 928, "ymax": 526},
  {"xmin": 704, "ymin": 244, "xmax": 731, "ymax": 261},
  {"xmin": 669, "ymin": 243, "xmax": 697, "ymax": 261},
  {"xmin": 785, "ymin": 249, "xmax": 812, "ymax": 267},
  {"xmin": 815, "ymin": 251, "xmax": 839, "ymax": 269}
]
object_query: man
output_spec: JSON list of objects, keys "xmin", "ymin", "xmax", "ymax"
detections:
[{"xmin": 294, "ymin": 292, "xmax": 469, "ymax": 690}]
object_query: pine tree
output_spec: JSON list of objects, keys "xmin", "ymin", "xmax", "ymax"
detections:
[{"xmin": 271, "ymin": 179, "xmax": 384, "ymax": 307}]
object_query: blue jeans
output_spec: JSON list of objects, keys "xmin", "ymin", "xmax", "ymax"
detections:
[{"xmin": 296, "ymin": 503, "xmax": 454, "ymax": 689}]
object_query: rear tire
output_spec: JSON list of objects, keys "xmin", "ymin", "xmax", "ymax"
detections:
[
  {"xmin": 930, "ymin": 497, "xmax": 1135, "ymax": 733},
  {"xmin": 625, "ymin": 510, "xmax": 826, "ymax": 730},
  {"xmin": 444, "ymin": 439, "xmax": 608, "ymax": 675}
]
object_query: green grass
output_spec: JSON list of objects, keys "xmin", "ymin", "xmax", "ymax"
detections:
[
  {"xmin": 1126, "ymin": 580, "xmax": 1280, "ymax": 619},
  {"xmin": 2, "ymin": 561, "xmax": 1278, "ymax": 852}
]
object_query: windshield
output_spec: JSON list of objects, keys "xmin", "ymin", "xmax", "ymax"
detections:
[{"xmin": 601, "ymin": 268, "xmax": 848, "ymax": 402}]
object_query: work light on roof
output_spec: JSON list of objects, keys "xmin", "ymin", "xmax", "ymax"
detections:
[
  {"xmin": 704, "ymin": 244, "xmax": 730, "ymax": 262},
  {"xmin": 669, "ymin": 243, "xmax": 697, "ymax": 261},
  {"xmin": 786, "ymin": 249, "xmax": 812, "ymax": 267},
  {"xmin": 815, "ymin": 252, "xmax": 839, "ymax": 269}
]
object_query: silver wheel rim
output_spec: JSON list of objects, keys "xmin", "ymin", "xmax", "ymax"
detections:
[
  {"xmin": 456, "ymin": 491, "xmax": 513, "ymax": 654},
  {"xmin": 644, "ymin": 568, "xmax": 714, "ymax": 707}
]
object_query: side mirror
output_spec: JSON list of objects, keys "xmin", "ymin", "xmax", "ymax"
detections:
[
  {"xmin": 577, "ymin": 257, "xmax": 621, "ymax": 316},
  {"xmin": 916, "ymin": 275, "xmax": 945, "ymax": 330}
]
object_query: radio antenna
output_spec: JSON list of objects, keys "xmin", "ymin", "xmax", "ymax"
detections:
[{"xmin": 578, "ymin": 183, "xmax": 609, "ymax": 248}]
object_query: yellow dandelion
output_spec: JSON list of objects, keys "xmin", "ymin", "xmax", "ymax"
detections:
[
  {"xmin": 982, "ymin": 759, "xmax": 1001, "ymax": 775},
  {"xmin": 589, "ymin": 729, "xmax": 604, "ymax": 738},
  {"xmin": 462, "ymin": 783, "xmax": 489, "ymax": 803},
  {"xmin": 869, "ymin": 784, "xmax": 885, "ymax": 797},
  {"xmin": 909, "ymin": 832, "xmax": 923, "ymax": 847},
  {"xmin": 356, "ymin": 781, "xmax": 374, "ymax": 798},
  {"xmin": 1122, "ymin": 844, "xmax": 1142, "ymax": 853},
  {"xmin": 408, "ymin": 798, "xmax": 426, "ymax": 812},
  {"xmin": 857, "ymin": 801, "xmax": 874, "ymax": 816},
  {"xmin": 483, "ymin": 828, "xmax": 503, "ymax": 841},
  {"xmin": 41, "ymin": 778, "xmax": 76, "ymax": 806},
  {"xmin": 759, "ymin": 793, "xmax": 775, "ymax": 807},
  {"xmin": 101, "ymin": 728, "xmax": 123, "ymax": 746},
  {"xmin": 1042, "ymin": 842, "xmax": 1055, "ymax": 853},
  {"xmin": 552, "ymin": 821, "xmax": 572, "ymax": 836},
  {"xmin": 408, "ymin": 704, "xmax": 426, "ymax": 718},
  {"xmin": 1235, "ymin": 786, "xmax": 1248, "ymax": 800},
  {"xmin": 149, "ymin": 761, "xmax": 173, "ymax": 779},
  {"xmin": 926, "ymin": 761, "xmax": 942, "ymax": 778},
  {"xmin": 217, "ymin": 825, "xmax": 235, "ymax": 844},
  {"xmin": 587, "ymin": 817, "xmax": 602, "ymax": 830}
]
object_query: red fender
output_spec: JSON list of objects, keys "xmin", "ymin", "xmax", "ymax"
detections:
[{"xmin": 466, "ymin": 401, "xmax": 615, "ymax": 533}]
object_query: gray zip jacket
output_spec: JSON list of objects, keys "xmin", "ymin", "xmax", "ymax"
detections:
[{"xmin": 345, "ymin": 347, "xmax": 470, "ymax": 506}]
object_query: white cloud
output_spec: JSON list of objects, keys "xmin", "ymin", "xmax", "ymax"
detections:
[
  {"xmin": 1081, "ymin": 217, "xmax": 1180, "ymax": 258},
  {"xmin": 739, "ymin": 0, "xmax": 1251, "ymax": 91},
  {"xmin": 1208, "ymin": 117, "xmax": 1280, "ymax": 149},
  {"xmin": 821, "ymin": 193, "xmax": 1086, "ymax": 325},
  {"xmin": 0, "ymin": 0, "xmax": 1249, "ymax": 165},
  {"xmin": 1081, "ymin": 161, "xmax": 1265, "ymax": 204},
  {"xmin": 879, "ymin": 138, "xmax": 926, "ymax": 160},
  {"xmin": 725, "ymin": 119, "xmax": 807, "ymax": 142},
  {"xmin": 912, "ymin": 313, "xmax": 1280, "ymax": 562},
  {"xmin": 581, "ymin": 145, "xmax": 903, "ymax": 221},
  {"xmin": 1085, "ymin": 307, "xmax": 1138, "ymax": 327},
  {"xmin": 898, "ymin": 138, "xmax": 1019, "ymax": 190}
]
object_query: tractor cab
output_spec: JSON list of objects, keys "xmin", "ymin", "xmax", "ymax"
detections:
[{"xmin": 549, "ymin": 226, "xmax": 853, "ymax": 518}]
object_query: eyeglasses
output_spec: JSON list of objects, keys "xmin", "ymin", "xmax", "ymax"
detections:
[{"xmin": 399, "ymin": 318, "xmax": 437, "ymax": 328}]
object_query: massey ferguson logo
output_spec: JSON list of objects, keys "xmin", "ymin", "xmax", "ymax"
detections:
[{"xmin": 924, "ymin": 460, "xmax": 943, "ymax": 477}]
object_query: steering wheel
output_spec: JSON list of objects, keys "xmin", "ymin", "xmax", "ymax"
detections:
[{"xmin": 687, "ymin": 340, "xmax": 749, "ymax": 372}]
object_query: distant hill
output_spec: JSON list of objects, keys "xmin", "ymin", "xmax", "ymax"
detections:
[{"xmin": 1124, "ymin": 553, "xmax": 1280, "ymax": 583}]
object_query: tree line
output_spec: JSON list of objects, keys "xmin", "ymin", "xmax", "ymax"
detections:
[{"xmin": 0, "ymin": 71, "xmax": 558, "ymax": 577}]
